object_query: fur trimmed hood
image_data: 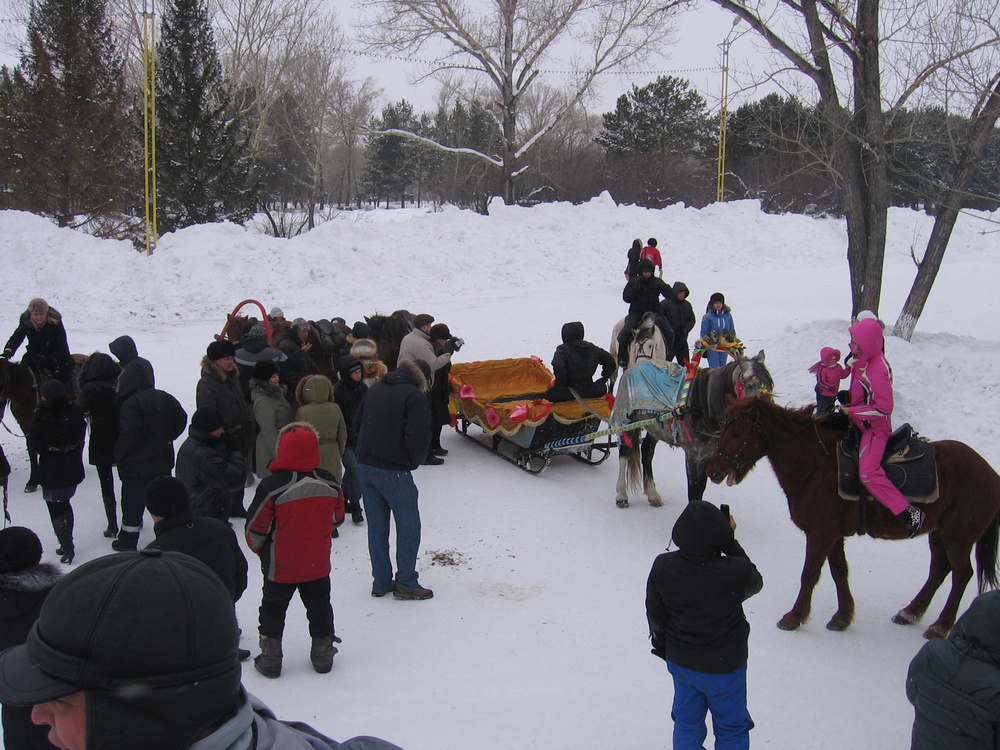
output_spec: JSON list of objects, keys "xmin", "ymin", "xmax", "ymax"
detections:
[
  {"xmin": 295, "ymin": 374, "xmax": 334, "ymax": 405},
  {"xmin": 0, "ymin": 562, "xmax": 61, "ymax": 593},
  {"xmin": 200, "ymin": 354, "xmax": 240, "ymax": 382}
]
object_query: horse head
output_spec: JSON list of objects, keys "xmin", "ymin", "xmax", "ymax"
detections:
[
  {"xmin": 707, "ymin": 396, "xmax": 771, "ymax": 486},
  {"xmin": 733, "ymin": 349, "xmax": 773, "ymax": 400},
  {"xmin": 221, "ymin": 314, "xmax": 250, "ymax": 345},
  {"xmin": 630, "ymin": 313, "xmax": 668, "ymax": 365}
]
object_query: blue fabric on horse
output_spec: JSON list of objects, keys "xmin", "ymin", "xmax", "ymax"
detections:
[{"xmin": 611, "ymin": 361, "xmax": 685, "ymax": 427}]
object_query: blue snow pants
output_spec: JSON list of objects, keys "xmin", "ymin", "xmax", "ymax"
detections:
[{"xmin": 667, "ymin": 660, "xmax": 753, "ymax": 750}]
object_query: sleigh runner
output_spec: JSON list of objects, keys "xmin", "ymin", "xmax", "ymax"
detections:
[{"xmin": 448, "ymin": 357, "xmax": 616, "ymax": 474}]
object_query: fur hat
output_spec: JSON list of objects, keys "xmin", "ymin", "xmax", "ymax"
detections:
[
  {"xmin": 637, "ymin": 259, "xmax": 654, "ymax": 274},
  {"xmin": 413, "ymin": 313, "xmax": 435, "ymax": 329},
  {"xmin": 428, "ymin": 323, "xmax": 451, "ymax": 341},
  {"xmin": 352, "ymin": 321, "xmax": 371, "ymax": 339},
  {"xmin": 0, "ymin": 551, "xmax": 241, "ymax": 749},
  {"xmin": 251, "ymin": 360, "xmax": 280, "ymax": 381},
  {"xmin": 709, "ymin": 292, "xmax": 726, "ymax": 305},
  {"xmin": 144, "ymin": 476, "xmax": 190, "ymax": 518},
  {"xmin": 351, "ymin": 338, "xmax": 379, "ymax": 360},
  {"xmin": 206, "ymin": 339, "xmax": 236, "ymax": 360},
  {"xmin": 39, "ymin": 379, "xmax": 67, "ymax": 402},
  {"xmin": 191, "ymin": 405, "xmax": 225, "ymax": 433},
  {"xmin": 27, "ymin": 298, "xmax": 49, "ymax": 315},
  {"xmin": 0, "ymin": 527, "xmax": 43, "ymax": 574}
]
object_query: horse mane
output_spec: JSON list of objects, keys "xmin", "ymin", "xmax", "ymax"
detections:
[{"xmin": 687, "ymin": 358, "xmax": 775, "ymax": 429}]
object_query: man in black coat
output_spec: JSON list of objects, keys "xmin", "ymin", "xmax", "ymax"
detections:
[
  {"xmin": 109, "ymin": 334, "xmax": 155, "ymax": 386},
  {"xmin": 112, "ymin": 363, "xmax": 187, "ymax": 551},
  {"xmin": 661, "ymin": 281, "xmax": 696, "ymax": 365},
  {"xmin": 544, "ymin": 321, "xmax": 617, "ymax": 402},
  {"xmin": 354, "ymin": 360, "xmax": 433, "ymax": 601},
  {"xmin": 616, "ymin": 259, "xmax": 673, "ymax": 367},
  {"xmin": 175, "ymin": 406, "xmax": 246, "ymax": 521},
  {"xmin": 144, "ymin": 476, "xmax": 248, "ymax": 606},
  {"xmin": 646, "ymin": 500, "xmax": 763, "ymax": 750},
  {"xmin": 197, "ymin": 340, "xmax": 252, "ymax": 516}
]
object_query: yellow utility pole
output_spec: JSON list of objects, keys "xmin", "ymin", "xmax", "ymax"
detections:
[
  {"xmin": 716, "ymin": 17, "xmax": 741, "ymax": 203},
  {"xmin": 141, "ymin": 1, "xmax": 158, "ymax": 255}
]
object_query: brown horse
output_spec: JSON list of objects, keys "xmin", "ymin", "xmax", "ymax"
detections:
[
  {"xmin": 0, "ymin": 357, "xmax": 41, "ymax": 487},
  {"xmin": 705, "ymin": 397, "xmax": 1000, "ymax": 639},
  {"xmin": 365, "ymin": 310, "xmax": 412, "ymax": 371}
]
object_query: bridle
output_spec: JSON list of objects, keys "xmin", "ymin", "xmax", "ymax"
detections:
[{"xmin": 715, "ymin": 404, "xmax": 828, "ymax": 471}]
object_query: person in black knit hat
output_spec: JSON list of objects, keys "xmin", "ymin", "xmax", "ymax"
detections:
[
  {"xmin": 0, "ymin": 526, "xmax": 60, "ymax": 750},
  {"xmin": 143, "ymin": 476, "xmax": 251, "ymax": 660},
  {"xmin": 174, "ymin": 405, "xmax": 246, "ymax": 521},
  {"xmin": 0, "ymin": 550, "xmax": 404, "ymax": 750}
]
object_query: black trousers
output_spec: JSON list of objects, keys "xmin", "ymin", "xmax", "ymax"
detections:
[{"xmin": 258, "ymin": 576, "xmax": 334, "ymax": 639}]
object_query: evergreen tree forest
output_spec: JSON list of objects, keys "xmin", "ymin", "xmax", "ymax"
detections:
[{"xmin": 0, "ymin": 1, "xmax": 997, "ymax": 242}]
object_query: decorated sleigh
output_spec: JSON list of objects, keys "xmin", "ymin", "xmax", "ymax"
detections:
[{"xmin": 448, "ymin": 357, "xmax": 615, "ymax": 474}]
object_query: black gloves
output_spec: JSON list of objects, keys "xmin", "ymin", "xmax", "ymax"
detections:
[
  {"xmin": 649, "ymin": 633, "xmax": 666, "ymax": 661},
  {"xmin": 447, "ymin": 337, "xmax": 464, "ymax": 353}
]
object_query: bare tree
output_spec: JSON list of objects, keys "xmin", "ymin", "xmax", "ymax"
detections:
[
  {"xmin": 707, "ymin": 0, "xmax": 1000, "ymax": 317},
  {"xmin": 358, "ymin": 0, "xmax": 683, "ymax": 205}
]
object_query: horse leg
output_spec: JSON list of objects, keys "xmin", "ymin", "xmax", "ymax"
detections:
[
  {"xmin": 914, "ymin": 532, "xmax": 973, "ymax": 639},
  {"xmin": 824, "ymin": 538, "xmax": 855, "ymax": 631},
  {"xmin": 641, "ymin": 433, "xmax": 661, "ymax": 507},
  {"xmin": 891, "ymin": 531, "xmax": 953, "ymax": 633},
  {"xmin": 779, "ymin": 533, "xmax": 838, "ymax": 631},
  {"xmin": 615, "ymin": 455, "xmax": 630, "ymax": 508},
  {"xmin": 684, "ymin": 452, "xmax": 709, "ymax": 502}
]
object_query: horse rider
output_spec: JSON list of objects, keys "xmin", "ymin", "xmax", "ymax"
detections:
[
  {"xmin": 3, "ymin": 298, "xmax": 75, "ymax": 392},
  {"xmin": 616, "ymin": 259, "xmax": 673, "ymax": 369}
]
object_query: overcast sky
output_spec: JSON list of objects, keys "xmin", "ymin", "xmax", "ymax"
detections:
[{"xmin": 340, "ymin": 1, "xmax": 780, "ymax": 116}]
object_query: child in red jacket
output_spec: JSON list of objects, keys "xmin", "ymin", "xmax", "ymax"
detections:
[{"xmin": 245, "ymin": 423, "xmax": 343, "ymax": 678}]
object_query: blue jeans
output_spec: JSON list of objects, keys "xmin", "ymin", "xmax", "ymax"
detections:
[
  {"xmin": 667, "ymin": 661, "xmax": 753, "ymax": 750},
  {"xmin": 356, "ymin": 463, "xmax": 421, "ymax": 590},
  {"xmin": 341, "ymin": 447, "xmax": 361, "ymax": 510}
]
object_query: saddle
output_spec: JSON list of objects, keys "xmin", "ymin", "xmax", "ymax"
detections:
[{"xmin": 837, "ymin": 423, "xmax": 938, "ymax": 503}]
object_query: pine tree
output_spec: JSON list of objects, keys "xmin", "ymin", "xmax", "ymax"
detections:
[
  {"xmin": 360, "ymin": 101, "xmax": 418, "ymax": 208},
  {"xmin": 2, "ymin": 0, "xmax": 131, "ymax": 226},
  {"xmin": 156, "ymin": 0, "xmax": 254, "ymax": 232}
]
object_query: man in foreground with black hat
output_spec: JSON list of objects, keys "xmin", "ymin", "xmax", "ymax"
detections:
[{"xmin": 0, "ymin": 550, "xmax": 405, "ymax": 750}]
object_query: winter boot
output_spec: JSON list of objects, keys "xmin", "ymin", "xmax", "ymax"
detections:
[
  {"xmin": 254, "ymin": 635, "xmax": 283, "ymax": 679},
  {"xmin": 51, "ymin": 506, "xmax": 75, "ymax": 565},
  {"xmin": 111, "ymin": 530, "xmax": 140, "ymax": 552},
  {"xmin": 102, "ymin": 494, "xmax": 119, "ymax": 538},
  {"xmin": 900, "ymin": 504, "xmax": 925, "ymax": 538},
  {"xmin": 310, "ymin": 635, "xmax": 340, "ymax": 674}
]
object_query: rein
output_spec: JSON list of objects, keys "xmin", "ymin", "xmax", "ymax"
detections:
[{"xmin": 715, "ymin": 408, "xmax": 827, "ymax": 470}]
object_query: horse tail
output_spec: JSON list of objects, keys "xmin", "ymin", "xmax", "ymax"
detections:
[
  {"xmin": 975, "ymin": 509, "xmax": 1000, "ymax": 593},
  {"xmin": 624, "ymin": 431, "xmax": 643, "ymax": 493}
]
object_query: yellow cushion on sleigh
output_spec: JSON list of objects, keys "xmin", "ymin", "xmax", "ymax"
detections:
[{"xmin": 449, "ymin": 357, "xmax": 612, "ymax": 438}]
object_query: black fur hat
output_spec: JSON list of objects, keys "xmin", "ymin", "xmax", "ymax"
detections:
[
  {"xmin": 709, "ymin": 292, "xmax": 726, "ymax": 305},
  {"xmin": 206, "ymin": 339, "xmax": 236, "ymax": 360},
  {"xmin": 0, "ymin": 527, "xmax": 43, "ymax": 574},
  {"xmin": 252, "ymin": 360, "xmax": 280, "ymax": 381},
  {"xmin": 428, "ymin": 323, "xmax": 451, "ymax": 341},
  {"xmin": 637, "ymin": 258, "xmax": 654, "ymax": 274},
  {"xmin": 191, "ymin": 405, "xmax": 225, "ymax": 433}
]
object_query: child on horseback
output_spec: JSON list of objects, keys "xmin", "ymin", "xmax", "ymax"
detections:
[
  {"xmin": 700, "ymin": 293, "xmax": 735, "ymax": 368},
  {"xmin": 808, "ymin": 347, "xmax": 850, "ymax": 414},
  {"xmin": 846, "ymin": 317, "xmax": 924, "ymax": 537}
]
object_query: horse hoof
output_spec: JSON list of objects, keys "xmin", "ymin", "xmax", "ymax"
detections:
[
  {"xmin": 825, "ymin": 618, "xmax": 850, "ymax": 632},
  {"xmin": 648, "ymin": 498, "xmax": 663, "ymax": 507},
  {"xmin": 777, "ymin": 615, "xmax": 801, "ymax": 631},
  {"xmin": 892, "ymin": 610, "xmax": 917, "ymax": 625},
  {"xmin": 922, "ymin": 624, "xmax": 949, "ymax": 640},
  {"xmin": 615, "ymin": 499, "xmax": 629, "ymax": 509}
]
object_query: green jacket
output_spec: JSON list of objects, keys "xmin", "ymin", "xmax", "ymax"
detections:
[{"xmin": 293, "ymin": 375, "xmax": 347, "ymax": 483}]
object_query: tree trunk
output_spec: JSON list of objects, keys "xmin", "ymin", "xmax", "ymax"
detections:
[{"xmin": 894, "ymin": 74, "xmax": 1000, "ymax": 341}]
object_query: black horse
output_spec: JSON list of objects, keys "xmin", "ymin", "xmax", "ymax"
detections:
[{"xmin": 365, "ymin": 310, "xmax": 412, "ymax": 371}]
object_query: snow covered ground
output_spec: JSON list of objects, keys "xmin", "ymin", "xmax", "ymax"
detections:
[{"xmin": 1, "ymin": 195, "xmax": 998, "ymax": 749}]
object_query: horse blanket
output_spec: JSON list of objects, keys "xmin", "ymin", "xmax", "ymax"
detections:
[{"xmin": 610, "ymin": 361, "xmax": 686, "ymax": 428}]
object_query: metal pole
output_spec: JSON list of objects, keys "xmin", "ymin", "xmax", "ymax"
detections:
[
  {"xmin": 716, "ymin": 18, "xmax": 741, "ymax": 203},
  {"xmin": 141, "ymin": 0, "xmax": 158, "ymax": 255}
]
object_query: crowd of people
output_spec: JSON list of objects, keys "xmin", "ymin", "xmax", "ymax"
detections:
[{"xmin": 0, "ymin": 276, "xmax": 985, "ymax": 749}]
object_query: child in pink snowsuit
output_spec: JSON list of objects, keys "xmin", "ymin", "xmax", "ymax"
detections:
[
  {"xmin": 847, "ymin": 318, "xmax": 924, "ymax": 536},
  {"xmin": 808, "ymin": 347, "xmax": 850, "ymax": 414}
]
